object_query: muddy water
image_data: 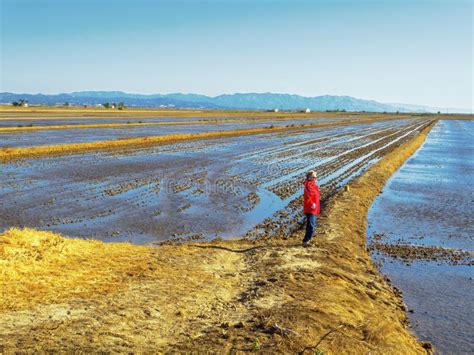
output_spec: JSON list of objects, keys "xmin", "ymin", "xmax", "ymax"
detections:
[
  {"xmin": 0, "ymin": 117, "xmax": 338, "ymax": 148},
  {"xmin": 0, "ymin": 119, "xmax": 425, "ymax": 244},
  {"xmin": 367, "ymin": 120, "xmax": 474, "ymax": 353},
  {"xmin": 0, "ymin": 116, "xmax": 341, "ymax": 127}
]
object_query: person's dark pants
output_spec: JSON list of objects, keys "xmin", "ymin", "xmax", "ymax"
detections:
[{"xmin": 303, "ymin": 213, "xmax": 317, "ymax": 243}]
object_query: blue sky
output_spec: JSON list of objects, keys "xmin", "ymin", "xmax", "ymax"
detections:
[{"xmin": 1, "ymin": 0, "xmax": 472, "ymax": 109}]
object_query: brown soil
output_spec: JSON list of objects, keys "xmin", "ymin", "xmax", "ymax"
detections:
[
  {"xmin": 0, "ymin": 122, "xmax": 436, "ymax": 353},
  {"xmin": 369, "ymin": 241, "xmax": 474, "ymax": 266}
]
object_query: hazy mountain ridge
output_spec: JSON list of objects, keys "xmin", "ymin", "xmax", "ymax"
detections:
[
  {"xmin": 1, "ymin": 91, "xmax": 469, "ymax": 113},
  {"xmin": 0, "ymin": 92, "xmax": 222, "ymax": 109}
]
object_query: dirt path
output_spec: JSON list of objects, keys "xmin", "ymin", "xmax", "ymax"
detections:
[{"xmin": 0, "ymin": 122, "xmax": 435, "ymax": 353}]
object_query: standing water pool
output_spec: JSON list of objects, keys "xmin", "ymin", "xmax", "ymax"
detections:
[{"xmin": 367, "ymin": 120, "xmax": 473, "ymax": 353}]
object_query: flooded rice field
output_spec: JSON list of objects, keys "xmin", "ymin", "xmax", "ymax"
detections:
[
  {"xmin": 0, "ymin": 115, "xmax": 343, "ymax": 127},
  {"xmin": 367, "ymin": 120, "xmax": 473, "ymax": 353},
  {"xmin": 0, "ymin": 116, "xmax": 220, "ymax": 126},
  {"xmin": 0, "ymin": 118, "xmax": 431, "ymax": 244},
  {"xmin": 0, "ymin": 117, "xmax": 340, "ymax": 148}
]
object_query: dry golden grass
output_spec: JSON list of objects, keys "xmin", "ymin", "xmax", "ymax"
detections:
[
  {"xmin": 0, "ymin": 228, "xmax": 155, "ymax": 311},
  {"xmin": 0, "ymin": 105, "xmax": 388, "ymax": 119},
  {"xmin": 0, "ymin": 228, "xmax": 248, "ymax": 352},
  {"xmin": 2, "ymin": 105, "xmax": 471, "ymax": 121}
]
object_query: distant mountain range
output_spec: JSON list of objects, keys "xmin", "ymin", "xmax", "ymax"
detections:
[{"xmin": 0, "ymin": 91, "xmax": 470, "ymax": 113}]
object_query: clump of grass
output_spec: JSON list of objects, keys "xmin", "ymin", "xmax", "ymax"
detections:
[
  {"xmin": 253, "ymin": 338, "xmax": 260, "ymax": 351},
  {"xmin": 0, "ymin": 227, "xmax": 155, "ymax": 311}
]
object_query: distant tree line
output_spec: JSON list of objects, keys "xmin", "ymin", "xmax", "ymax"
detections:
[
  {"xmin": 102, "ymin": 102, "xmax": 126, "ymax": 110},
  {"xmin": 10, "ymin": 99, "xmax": 128, "ymax": 109},
  {"xmin": 11, "ymin": 99, "xmax": 28, "ymax": 107},
  {"xmin": 325, "ymin": 109, "xmax": 346, "ymax": 112}
]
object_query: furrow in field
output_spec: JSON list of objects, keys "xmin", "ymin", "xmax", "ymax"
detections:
[
  {"xmin": 225, "ymin": 122, "xmax": 407, "ymax": 187},
  {"xmin": 243, "ymin": 120, "xmax": 433, "ymax": 240}
]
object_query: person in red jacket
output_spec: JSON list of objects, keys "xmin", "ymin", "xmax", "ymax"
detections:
[{"xmin": 303, "ymin": 170, "xmax": 320, "ymax": 246}]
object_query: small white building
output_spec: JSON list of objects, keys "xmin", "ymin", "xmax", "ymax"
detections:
[
  {"xmin": 274, "ymin": 108, "xmax": 279, "ymax": 112},
  {"xmin": 22, "ymin": 102, "xmax": 28, "ymax": 107},
  {"xmin": 298, "ymin": 108, "xmax": 311, "ymax": 113}
]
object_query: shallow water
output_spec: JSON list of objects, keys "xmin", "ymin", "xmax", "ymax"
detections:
[
  {"xmin": 0, "ymin": 115, "xmax": 340, "ymax": 127},
  {"xmin": 0, "ymin": 119, "xmax": 421, "ymax": 243},
  {"xmin": 0, "ymin": 117, "xmax": 339, "ymax": 148},
  {"xmin": 367, "ymin": 120, "xmax": 474, "ymax": 353}
]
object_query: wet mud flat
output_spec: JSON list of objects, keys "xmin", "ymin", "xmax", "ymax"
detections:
[
  {"xmin": 0, "ymin": 117, "xmax": 337, "ymax": 148},
  {"xmin": 0, "ymin": 119, "xmax": 431, "ymax": 244},
  {"xmin": 0, "ymin": 115, "xmax": 341, "ymax": 128},
  {"xmin": 367, "ymin": 120, "xmax": 474, "ymax": 353},
  {"xmin": 0, "ymin": 116, "xmax": 209, "ymax": 127}
]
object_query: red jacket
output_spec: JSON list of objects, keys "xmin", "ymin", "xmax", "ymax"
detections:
[{"xmin": 303, "ymin": 179, "xmax": 320, "ymax": 215}]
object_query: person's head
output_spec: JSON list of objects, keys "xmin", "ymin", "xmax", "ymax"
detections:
[{"xmin": 306, "ymin": 170, "xmax": 317, "ymax": 180}]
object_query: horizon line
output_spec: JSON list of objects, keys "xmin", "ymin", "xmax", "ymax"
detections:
[{"xmin": 1, "ymin": 90, "xmax": 471, "ymax": 111}]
